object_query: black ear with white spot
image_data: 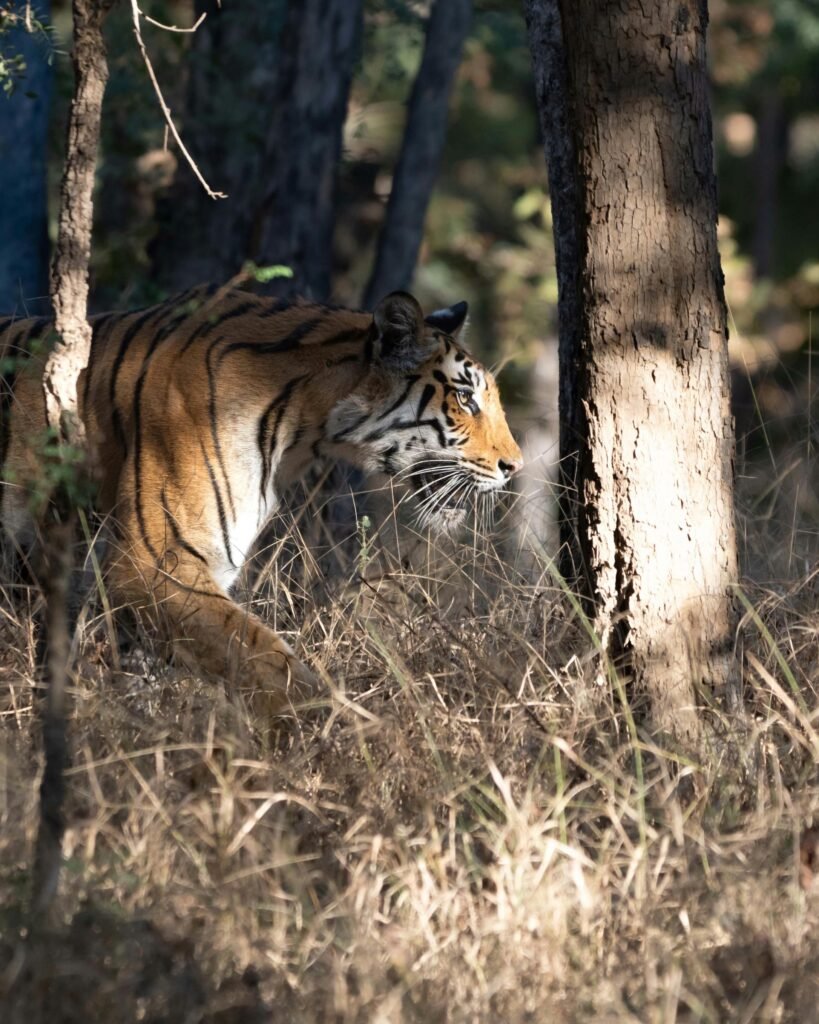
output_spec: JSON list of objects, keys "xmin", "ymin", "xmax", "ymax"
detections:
[
  {"xmin": 373, "ymin": 292, "xmax": 435, "ymax": 372},
  {"xmin": 424, "ymin": 300, "xmax": 468, "ymax": 339}
]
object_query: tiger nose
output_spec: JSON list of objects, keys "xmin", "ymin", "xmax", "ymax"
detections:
[{"xmin": 498, "ymin": 457, "xmax": 523, "ymax": 479}]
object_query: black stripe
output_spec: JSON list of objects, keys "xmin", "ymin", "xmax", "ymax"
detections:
[
  {"xmin": 217, "ymin": 315, "xmax": 327, "ymax": 363},
  {"xmin": 199, "ymin": 439, "xmax": 235, "ymax": 567},
  {"xmin": 20, "ymin": 317, "xmax": 49, "ymax": 349},
  {"xmin": 164, "ymin": 581, "xmax": 230, "ymax": 602},
  {"xmin": 319, "ymin": 327, "xmax": 365, "ymax": 347},
  {"xmin": 109, "ymin": 306, "xmax": 165, "ymax": 452},
  {"xmin": 375, "ymin": 375, "xmax": 420, "ymax": 422},
  {"xmin": 332, "ymin": 410, "xmax": 371, "ymax": 442},
  {"xmin": 416, "ymin": 383, "xmax": 435, "ymax": 420},
  {"xmin": 283, "ymin": 426, "xmax": 305, "ymax": 455},
  {"xmin": 178, "ymin": 315, "xmax": 218, "ymax": 356},
  {"xmin": 0, "ymin": 360, "xmax": 18, "ymax": 469},
  {"xmin": 131, "ymin": 367, "xmax": 161, "ymax": 563},
  {"xmin": 362, "ymin": 417, "xmax": 447, "ymax": 448},
  {"xmin": 130, "ymin": 306, "xmax": 193, "ymax": 561},
  {"xmin": 161, "ymin": 487, "xmax": 209, "ymax": 567},
  {"xmin": 83, "ymin": 312, "xmax": 117, "ymax": 411},
  {"xmin": 381, "ymin": 443, "xmax": 399, "ymax": 475},
  {"xmin": 205, "ymin": 337, "xmax": 236, "ymax": 520},
  {"xmin": 364, "ymin": 324, "xmax": 376, "ymax": 363},
  {"xmin": 257, "ymin": 375, "xmax": 308, "ymax": 494},
  {"xmin": 210, "ymin": 300, "xmax": 258, "ymax": 328},
  {"xmin": 259, "ymin": 298, "xmax": 291, "ymax": 318},
  {"xmin": 327, "ymin": 354, "xmax": 360, "ymax": 368}
]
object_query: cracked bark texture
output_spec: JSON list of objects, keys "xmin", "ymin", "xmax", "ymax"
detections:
[
  {"xmin": 33, "ymin": 0, "xmax": 108, "ymax": 920},
  {"xmin": 363, "ymin": 0, "xmax": 472, "ymax": 308},
  {"xmin": 45, "ymin": 0, "xmax": 108, "ymax": 442},
  {"xmin": 525, "ymin": 0, "xmax": 739, "ymax": 746},
  {"xmin": 153, "ymin": 0, "xmax": 363, "ymax": 301}
]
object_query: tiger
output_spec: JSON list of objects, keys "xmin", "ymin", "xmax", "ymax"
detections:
[{"xmin": 1, "ymin": 286, "xmax": 522, "ymax": 716}]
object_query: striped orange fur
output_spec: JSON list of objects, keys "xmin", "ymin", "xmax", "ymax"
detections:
[{"xmin": 1, "ymin": 286, "xmax": 522, "ymax": 715}]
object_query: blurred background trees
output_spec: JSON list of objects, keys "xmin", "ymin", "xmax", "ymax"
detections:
[{"xmin": 2, "ymin": 0, "xmax": 819, "ymax": 561}]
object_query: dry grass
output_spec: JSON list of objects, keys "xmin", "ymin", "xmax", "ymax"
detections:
[{"xmin": 1, "ymin": 456, "xmax": 819, "ymax": 1023}]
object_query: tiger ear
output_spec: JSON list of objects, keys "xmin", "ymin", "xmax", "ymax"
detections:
[
  {"xmin": 424, "ymin": 300, "xmax": 469, "ymax": 340},
  {"xmin": 373, "ymin": 292, "xmax": 435, "ymax": 372}
]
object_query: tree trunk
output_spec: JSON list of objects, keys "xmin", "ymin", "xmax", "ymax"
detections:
[
  {"xmin": 255, "ymin": 0, "xmax": 364, "ymax": 300},
  {"xmin": 44, "ymin": 0, "xmax": 108, "ymax": 442},
  {"xmin": 363, "ymin": 0, "xmax": 472, "ymax": 308},
  {"xmin": 0, "ymin": 2, "xmax": 51, "ymax": 316},
  {"xmin": 153, "ymin": 0, "xmax": 363, "ymax": 302},
  {"xmin": 32, "ymin": 0, "xmax": 108, "ymax": 921},
  {"xmin": 151, "ymin": 0, "xmax": 289, "ymax": 292},
  {"xmin": 752, "ymin": 90, "xmax": 787, "ymax": 281},
  {"xmin": 525, "ymin": 0, "xmax": 740, "ymax": 747}
]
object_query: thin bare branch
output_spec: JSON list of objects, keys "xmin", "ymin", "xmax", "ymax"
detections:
[
  {"xmin": 128, "ymin": 0, "xmax": 226, "ymax": 200},
  {"xmin": 138, "ymin": 8, "xmax": 206, "ymax": 34}
]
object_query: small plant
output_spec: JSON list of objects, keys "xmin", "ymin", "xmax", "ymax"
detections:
[{"xmin": 356, "ymin": 513, "xmax": 372, "ymax": 576}]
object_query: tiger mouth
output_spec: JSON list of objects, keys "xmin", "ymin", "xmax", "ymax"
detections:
[
  {"xmin": 414, "ymin": 472, "xmax": 474, "ymax": 511},
  {"xmin": 410, "ymin": 469, "xmax": 478, "ymax": 532}
]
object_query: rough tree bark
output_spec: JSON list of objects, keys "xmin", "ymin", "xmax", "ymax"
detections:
[
  {"xmin": 255, "ymin": 0, "xmax": 364, "ymax": 299},
  {"xmin": 153, "ymin": 0, "xmax": 364, "ymax": 301},
  {"xmin": 0, "ymin": 1, "xmax": 51, "ymax": 316},
  {"xmin": 151, "ymin": 0, "xmax": 287, "ymax": 292},
  {"xmin": 32, "ymin": 0, "xmax": 108, "ymax": 919},
  {"xmin": 363, "ymin": 0, "xmax": 472, "ymax": 308},
  {"xmin": 525, "ymin": 0, "xmax": 740, "ymax": 747}
]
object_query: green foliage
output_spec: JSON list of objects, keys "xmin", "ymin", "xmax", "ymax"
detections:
[
  {"xmin": 0, "ymin": 1, "xmax": 52, "ymax": 96},
  {"xmin": 244, "ymin": 261, "xmax": 294, "ymax": 284}
]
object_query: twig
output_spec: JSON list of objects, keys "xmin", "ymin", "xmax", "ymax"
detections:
[
  {"xmin": 138, "ymin": 8, "xmax": 206, "ymax": 33},
  {"xmin": 128, "ymin": 0, "xmax": 226, "ymax": 200}
]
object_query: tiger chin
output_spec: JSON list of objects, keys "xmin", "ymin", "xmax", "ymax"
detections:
[{"xmin": 1, "ymin": 286, "xmax": 522, "ymax": 718}]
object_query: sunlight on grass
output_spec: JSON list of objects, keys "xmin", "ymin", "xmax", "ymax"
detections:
[{"xmin": 1, "ymin": 461, "xmax": 819, "ymax": 1021}]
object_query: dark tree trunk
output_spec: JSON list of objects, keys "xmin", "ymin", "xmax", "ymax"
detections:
[
  {"xmin": 255, "ymin": 0, "xmax": 364, "ymax": 300},
  {"xmin": 153, "ymin": 0, "xmax": 363, "ymax": 301},
  {"xmin": 525, "ymin": 0, "xmax": 740, "ymax": 747},
  {"xmin": 363, "ymin": 0, "xmax": 472, "ymax": 308},
  {"xmin": 521, "ymin": 0, "xmax": 583, "ymax": 581},
  {"xmin": 33, "ymin": 0, "xmax": 108, "ymax": 921},
  {"xmin": 752, "ymin": 90, "xmax": 787, "ymax": 280},
  {"xmin": 151, "ymin": 0, "xmax": 289, "ymax": 292},
  {"xmin": 0, "ymin": 2, "xmax": 51, "ymax": 316}
]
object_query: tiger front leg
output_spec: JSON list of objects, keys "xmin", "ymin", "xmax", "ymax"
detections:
[{"xmin": 107, "ymin": 548, "xmax": 321, "ymax": 718}]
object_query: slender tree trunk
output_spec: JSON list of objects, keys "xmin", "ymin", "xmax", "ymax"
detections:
[
  {"xmin": 521, "ymin": 0, "xmax": 583, "ymax": 581},
  {"xmin": 151, "ymin": 0, "xmax": 288, "ymax": 292},
  {"xmin": 255, "ymin": 0, "xmax": 364, "ymax": 300},
  {"xmin": 44, "ymin": 0, "xmax": 108, "ymax": 442},
  {"xmin": 752, "ymin": 90, "xmax": 787, "ymax": 281},
  {"xmin": 525, "ymin": 0, "xmax": 740, "ymax": 747},
  {"xmin": 0, "ymin": 1, "xmax": 51, "ymax": 316},
  {"xmin": 32, "ymin": 0, "xmax": 108, "ymax": 920},
  {"xmin": 153, "ymin": 0, "xmax": 363, "ymax": 301},
  {"xmin": 363, "ymin": 0, "xmax": 472, "ymax": 308}
]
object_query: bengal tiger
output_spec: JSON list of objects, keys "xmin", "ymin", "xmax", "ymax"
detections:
[{"xmin": 1, "ymin": 286, "xmax": 522, "ymax": 715}]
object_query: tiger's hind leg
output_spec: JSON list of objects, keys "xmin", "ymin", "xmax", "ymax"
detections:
[{"xmin": 106, "ymin": 542, "xmax": 321, "ymax": 719}]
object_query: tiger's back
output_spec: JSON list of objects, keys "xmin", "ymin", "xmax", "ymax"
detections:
[{"xmin": 1, "ymin": 286, "xmax": 522, "ymax": 716}]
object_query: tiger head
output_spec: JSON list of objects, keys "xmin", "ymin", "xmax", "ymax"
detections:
[{"xmin": 328, "ymin": 291, "xmax": 523, "ymax": 532}]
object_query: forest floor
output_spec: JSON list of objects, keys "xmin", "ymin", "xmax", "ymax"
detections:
[{"xmin": 1, "ymin": 445, "xmax": 818, "ymax": 1023}]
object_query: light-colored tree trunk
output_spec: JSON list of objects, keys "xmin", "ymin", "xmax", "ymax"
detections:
[
  {"xmin": 525, "ymin": 0, "xmax": 740, "ymax": 748},
  {"xmin": 32, "ymin": 0, "xmax": 108, "ymax": 920},
  {"xmin": 44, "ymin": 0, "xmax": 108, "ymax": 443}
]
